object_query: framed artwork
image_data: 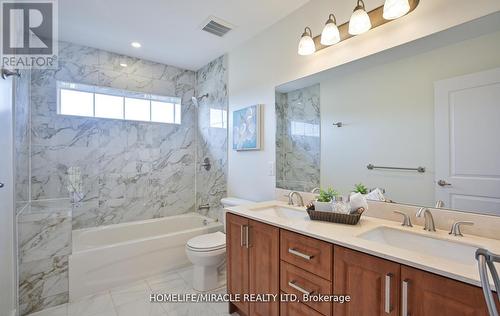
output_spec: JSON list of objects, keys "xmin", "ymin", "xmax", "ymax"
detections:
[{"xmin": 232, "ymin": 104, "xmax": 262, "ymax": 151}]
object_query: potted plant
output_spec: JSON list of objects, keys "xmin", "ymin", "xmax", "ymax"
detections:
[
  {"xmin": 314, "ymin": 187, "xmax": 339, "ymax": 211},
  {"xmin": 353, "ymin": 183, "xmax": 368, "ymax": 195}
]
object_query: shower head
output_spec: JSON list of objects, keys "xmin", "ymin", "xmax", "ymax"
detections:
[{"xmin": 191, "ymin": 93, "xmax": 209, "ymax": 106}]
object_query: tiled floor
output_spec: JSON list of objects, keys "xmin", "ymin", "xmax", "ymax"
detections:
[{"xmin": 27, "ymin": 265, "xmax": 234, "ymax": 316}]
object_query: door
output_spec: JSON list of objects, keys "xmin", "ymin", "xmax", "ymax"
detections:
[
  {"xmin": 0, "ymin": 71, "xmax": 15, "ymax": 316},
  {"xmin": 401, "ymin": 266, "xmax": 491, "ymax": 316},
  {"xmin": 226, "ymin": 213, "xmax": 250, "ymax": 314},
  {"xmin": 334, "ymin": 246, "xmax": 400, "ymax": 316},
  {"xmin": 435, "ymin": 68, "xmax": 500, "ymax": 215},
  {"xmin": 248, "ymin": 220, "xmax": 279, "ymax": 316}
]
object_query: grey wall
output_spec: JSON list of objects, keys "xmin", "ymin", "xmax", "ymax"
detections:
[
  {"xmin": 276, "ymin": 84, "xmax": 320, "ymax": 192},
  {"xmin": 16, "ymin": 41, "xmax": 228, "ymax": 315}
]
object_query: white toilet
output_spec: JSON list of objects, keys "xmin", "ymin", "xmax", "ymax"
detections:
[{"xmin": 186, "ymin": 197, "xmax": 253, "ymax": 292}]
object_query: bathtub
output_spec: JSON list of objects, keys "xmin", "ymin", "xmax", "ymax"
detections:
[{"xmin": 69, "ymin": 213, "xmax": 223, "ymax": 300}]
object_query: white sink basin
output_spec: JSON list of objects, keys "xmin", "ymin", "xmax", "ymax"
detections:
[
  {"xmin": 358, "ymin": 227, "xmax": 478, "ymax": 266},
  {"xmin": 250, "ymin": 206, "xmax": 309, "ymax": 220}
]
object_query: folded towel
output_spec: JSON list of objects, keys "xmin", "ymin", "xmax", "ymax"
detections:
[
  {"xmin": 349, "ymin": 192, "xmax": 368, "ymax": 213},
  {"xmin": 365, "ymin": 188, "xmax": 386, "ymax": 202}
]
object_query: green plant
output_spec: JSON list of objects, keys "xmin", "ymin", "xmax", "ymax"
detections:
[
  {"xmin": 353, "ymin": 183, "xmax": 368, "ymax": 195},
  {"xmin": 317, "ymin": 187, "xmax": 339, "ymax": 202}
]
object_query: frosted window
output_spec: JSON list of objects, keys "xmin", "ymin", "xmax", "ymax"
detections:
[
  {"xmin": 59, "ymin": 89, "xmax": 94, "ymax": 117},
  {"xmin": 95, "ymin": 93, "xmax": 124, "ymax": 119},
  {"xmin": 151, "ymin": 101, "xmax": 174, "ymax": 123},
  {"xmin": 210, "ymin": 108, "xmax": 227, "ymax": 128},
  {"xmin": 125, "ymin": 98, "xmax": 151, "ymax": 122}
]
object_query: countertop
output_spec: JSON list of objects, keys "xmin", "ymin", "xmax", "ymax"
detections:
[{"xmin": 226, "ymin": 200, "xmax": 500, "ymax": 289}]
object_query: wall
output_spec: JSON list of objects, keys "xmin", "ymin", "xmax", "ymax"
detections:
[
  {"xmin": 30, "ymin": 41, "xmax": 197, "ymax": 229},
  {"xmin": 276, "ymin": 84, "xmax": 320, "ymax": 192},
  {"xmin": 227, "ymin": 0, "xmax": 500, "ymax": 201},
  {"xmin": 195, "ymin": 56, "xmax": 228, "ymax": 221},
  {"xmin": 320, "ymin": 30, "xmax": 500, "ymax": 206}
]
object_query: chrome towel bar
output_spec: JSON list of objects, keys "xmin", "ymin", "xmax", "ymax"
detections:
[{"xmin": 367, "ymin": 164, "xmax": 425, "ymax": 173}]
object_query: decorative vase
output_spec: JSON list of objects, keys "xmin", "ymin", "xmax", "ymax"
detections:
[{"xmin": 314, "ymin": 200, "xmax": 333, "ymax": 212}]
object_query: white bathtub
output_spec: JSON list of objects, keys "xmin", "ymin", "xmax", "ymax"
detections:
[{"xmin": 69, "ymin": 213, "xmax": 223, "ymax": 300}]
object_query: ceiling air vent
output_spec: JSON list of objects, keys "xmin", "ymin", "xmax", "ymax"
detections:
[{"xmin": 201, "ymin": 17, "xmax": 234, "ymax": 37}]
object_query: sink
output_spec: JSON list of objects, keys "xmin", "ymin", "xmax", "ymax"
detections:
[
  {"xmin": 250, "ymin": 206, "xmax": 309, "ymax": 220},
  {"xmin": 358, "ymin": 227, "xmax": 478, "ymax": 266}
]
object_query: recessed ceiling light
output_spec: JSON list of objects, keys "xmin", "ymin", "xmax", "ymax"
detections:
[
  {"xmin": 119, "ymin": 63, "xmax": 128, "ymax": 67},
  {"xmin": 131, "ymin": 42, "xmax": 141, "ymax": 48}
]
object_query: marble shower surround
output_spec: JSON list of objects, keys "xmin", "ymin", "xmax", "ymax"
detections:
[
  {"xmin": 195, "ymin": 56, "xmax": 228, "ymax": 222},
  {"xmin": 276, "ymin": 84, "xmax": 320, "ymax": 192}
]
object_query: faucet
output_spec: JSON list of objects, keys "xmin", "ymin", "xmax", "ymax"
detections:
[
  {"xmin": 416, "ymin": 208, "xmax": 436, "ymax": 232},
  {"xmin": 288, "ymin": 191, "xmax": 304, "ymax": 207},
  {"xmin": 393, "ymin": 211, "xmax": 413, "ymax": 227},
  {"xmin": 435, "ymin": 200, "xmax": 445, "ymax": 208},
  {"xmin": 449, "ymin": 221, "xmax": 474, "ymax": 237},
  {"xmin": 311, "ymin": 187, "xmax": 321, "ymax": 194}
]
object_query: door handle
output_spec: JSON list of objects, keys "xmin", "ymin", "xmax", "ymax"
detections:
[
  {"xmin": 245, "ymin": 225, "xmax": 250, "ymax": 249},
  {"xmin": 385, "ymin": 273, "xmax": 393, "ymax": 314},
  {"xmin": 402, "ymin": 279, "xmax": 409, "ymax": 316},
  {"xmin": 240, "ymin": 225, "xmax": 245, "ymax": 247},
  {"xmin": 437, "ymin": 180, "xmax": 451, "ymax": 187}
]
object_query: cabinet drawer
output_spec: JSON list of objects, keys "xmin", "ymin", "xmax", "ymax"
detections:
[
  {"xmin": 280, "ymin": 230, "xmax": 333, "ymax": 280},
  {"xmin": 280, "ymin": 295, "xmax": 323, "ymax": 316},
  {"xmin": 280, "ymin": 261, "xmax": 332, "ymax": 316}
]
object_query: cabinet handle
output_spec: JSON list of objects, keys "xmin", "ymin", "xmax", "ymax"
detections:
[
  {"xmin": 240, "ymin": 225, "xmax": 245, "ymax": 247},
  {"xmin": 288, "ymin": 248, "xmax": 314, "ymax": 260},
  {"xmin": 288, "ymin": 280, "xmax": 313, "ymax": 295},
  {"xmin": 402, "ymin": 279, "xmax": 409, "ymax": 316},
  {"xmin": 245, "ymin": 225, "xmax": 250, "ymax": 249},
  {"xmin": 385, "ymin": 273, "xmax": 392, "ymax": 314}
]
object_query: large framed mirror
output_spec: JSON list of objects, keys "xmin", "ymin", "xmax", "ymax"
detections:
[{"xmin": 275, "ymin": 12, "xmax": 500, "ymax": 216}]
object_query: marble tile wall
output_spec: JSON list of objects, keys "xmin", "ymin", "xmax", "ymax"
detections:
[
  {"xmin": 276, "ymin": 84, "xmax": 320, "ymax": 192},
  {"xmin": 30, "ymin": 41, "xmax": 197, "ymax": 229},
  {"xmin": 195, "ymin": 56, "xmax": 228, "ymax": 222},
  {"xmin": 15, "ymin": 70, "xmax": 31, "ymax": 206}
]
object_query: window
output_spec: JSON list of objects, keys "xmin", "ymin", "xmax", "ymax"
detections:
[
  {"xmin": 210, "ymin": 108, "xmax": 227, "ymax": 128},
  {"xmin": 291, "ymin": 121, "xmax": 320, "ymax": 137},
  {"xmin": 57, "ymin": 81, "xmax": 182, "ymax": 124}
]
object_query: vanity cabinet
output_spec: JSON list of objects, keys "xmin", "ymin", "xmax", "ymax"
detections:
[
  {"xmin": 226, "ymin": 213, "xmax": 279, "ymax": 316},
  {"xmin": 334, "ymin": 246, "xmax": 400, "ymax": 316}
]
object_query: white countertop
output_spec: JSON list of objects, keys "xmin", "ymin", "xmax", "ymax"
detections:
[{"xmin": 226, "ymin": 200, "xmax": 500, "ymax": 289}]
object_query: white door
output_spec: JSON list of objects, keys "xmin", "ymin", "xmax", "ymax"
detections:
[
  {"xmin": 0, "ymin": 71, "xmax": 15, "ymax": 316},
  {"xmin": 435, "ymin": 68, "xmax": 500, "ymax": 216}
]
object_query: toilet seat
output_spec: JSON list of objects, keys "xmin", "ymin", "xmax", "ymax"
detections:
[{"xmin": 187, "ymin": 231, "xmax": 226, "ymax": 252}]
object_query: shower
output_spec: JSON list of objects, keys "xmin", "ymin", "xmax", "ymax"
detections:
[{"xmin": 191, "ymin": 93, "xmax": 209, "ymax": 106}]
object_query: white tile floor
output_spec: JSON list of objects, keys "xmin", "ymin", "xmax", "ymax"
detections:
[{"xmin": 28, "ymin": 265, "xmax": 235, "ymax": 316}]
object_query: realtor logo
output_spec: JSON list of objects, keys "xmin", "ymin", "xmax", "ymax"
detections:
[{"xmin": 1, "ymin": 0, "xmax": 58, "ymax": 68}]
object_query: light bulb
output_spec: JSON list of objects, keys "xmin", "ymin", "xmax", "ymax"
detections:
[
  {"xmin": 383, "ymin": 0, "xmax": 410, "ymax": 20},
  {"xmin": 320, "ymin": 14, "xmax": 340, "ymax": 46},
  {"xmin": 298, "ymin": 27, "xmax": 316, "ymax": 56},
  {"xmin": 348, "ymin": 0, "xmax": 372, "ymax": 35}
]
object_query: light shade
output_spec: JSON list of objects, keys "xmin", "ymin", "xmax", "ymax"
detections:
[
  {"xmin": 321, "ymin": 14, "xmax": 340, "ymax": 46},
  {"xmin": 298, "ymin": 27, "xmax": 316, "ymax": 56},
  {"xmin": 348, "ymin": 0, "xmax": 372, "ymax": 35},
  {"xmin": 383, "ymin": 0, "xmax": 410, "ymax": 20}
]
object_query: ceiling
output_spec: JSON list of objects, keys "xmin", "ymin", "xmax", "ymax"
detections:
[{"xmin": 58, "ymin": 0, "xmax": 310, "ymax": 71}]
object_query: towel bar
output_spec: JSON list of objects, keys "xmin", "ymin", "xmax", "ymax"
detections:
[{"xmin": 367, "ymin": 164, "xmax": 425, "ymax": 173}]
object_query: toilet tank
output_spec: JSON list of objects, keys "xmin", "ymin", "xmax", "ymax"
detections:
[{"xmin": 220, "ymin": 197, "xmax": 254, "ymax": 232}]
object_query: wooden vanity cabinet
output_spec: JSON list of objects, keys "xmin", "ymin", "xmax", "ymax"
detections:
[
  {"xmin": 226, "ymin": 213, "xmax": 279, "ymax": 316},
  {"xmin": 334, "ymin": 246, "xmax": 400, "ymax": 316}
]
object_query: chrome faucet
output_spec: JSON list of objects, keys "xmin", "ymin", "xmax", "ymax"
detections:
[
  {"xmin": 435, "ymin": 200, "xmax": 445, "ymax": 208},
  {"xmin": 393, "ymin": 211, "xmax": 413, "ymax": 227},
  {"xmin": 288, "ymin": 191, "xmax": 304, "ymax": 207},
  {"xmin": 449, "ymin": 221, "xmax": 474, "ymax": 237},
  {"xmin": 416, "ymin": 208, "xmax": 436, "ymax": 232},
  {"xmin": 311, "ymin": 187, "xmax": 321, "ymax": 194}
]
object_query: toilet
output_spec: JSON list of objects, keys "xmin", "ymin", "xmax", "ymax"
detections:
[{"xmin": 186, "ymin": 197, "xmax": 253, "ymax": 292}]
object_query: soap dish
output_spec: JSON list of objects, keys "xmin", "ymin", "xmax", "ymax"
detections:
[{"xmin": 306, "ymin": 206, "xmax": 364, "ymax": 225}]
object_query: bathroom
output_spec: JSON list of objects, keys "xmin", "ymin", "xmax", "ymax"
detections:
[{"xmin": 0, "ymin": 0, "xmax": 500, "ymax": 316}]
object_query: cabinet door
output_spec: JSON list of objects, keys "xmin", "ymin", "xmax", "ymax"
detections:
[
  {"xmin": 401, "ymin": 266, "xmax": 492, "ymax": 316},
  {"xmin": 334, "ymin": 246, "xmax": 400, "ymax": 316},
  {"xmin": 226, "ymin": 213, "xmax": 249, "ymax": 315},
  {"xmin": 249, "ymin": 220, "xmax": 280, "ymax": 316}
]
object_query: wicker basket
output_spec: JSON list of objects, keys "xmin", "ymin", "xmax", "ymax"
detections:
[{"xmin": 306, "ymin": 207, "xmax": 364, "ymax": 225}]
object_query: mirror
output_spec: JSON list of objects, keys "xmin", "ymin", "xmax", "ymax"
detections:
[{"xmin": 275, "ymin": 12, "xmax": 500, "ymax": 216}]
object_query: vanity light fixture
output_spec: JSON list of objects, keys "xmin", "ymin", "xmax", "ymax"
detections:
[
  {"xmin": 131, "ymin": 42, "xmax": 141, "ymax": 48},
  {"xmin": 348, "ymin": 0, "xmax": 372, "ymax": 35},
  {"xmin": 321, "ymin": 14, "xmax": 341, "ymax": 46},
  {"xmin": 298, "ymin": 27, "xmax": 316, "ymax": 56},
  {"xmin": 383, "ymin": 0, "xmax": 410, "ymax": 20}
]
